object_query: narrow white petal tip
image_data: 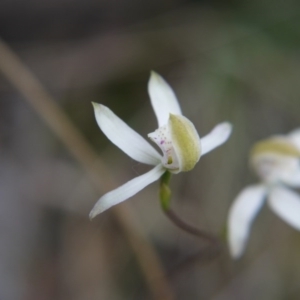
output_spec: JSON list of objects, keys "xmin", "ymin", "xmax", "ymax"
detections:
[
  {"xmin": 148, "ymin": 71, "xmax": 182, "ymax": 127},
  {"xmin": 217, "ymin": 122, "xmax": 233, "ymax": 139},
  {"xmin": 89, "ymin": 164, "xmax": 165, "ymax": 219},
  {"xmin": 92, "ymin": 102, "xmax": 101, "ymax": 109},
  {"xmin": 227, "ymin": 185, "xmax": 266, "ymax": 259},
  {"xmin": 89, "ymin": 204, "xmax": 105, "ymax": 220},
  {"xmin": 89, "ymin": 199, "xmax": 110, "ymax": 219},
  {"xmin": 150, "ymin": 70, "xmax": 161, "ymax": 80},
  {"xmin": 228, "ymin": 229, "xmax": 248, "ymax": 259},
  {"xmin": 149, "ymin": 71, "xmax": 169, "ymax": 90},
  {"xmin": 89, "ymin": 193, "xmax": 123, "ymax": 219},
  {"xmin": 89, "ymin": 209, "xmax": 97, "ymax": 220},
  {"xmin": 201, "ymin": 121, "xmax": 233, "ymax": 156},
  {"xmin": 229, "ymin": 244, "xmax": 244, "ymax": 259},
  {"xmin": 268, "ymin": 186, "xmax": 300, "ymax": 230},
  {"xmin": 92, "ymin": 102, "xmax": 105, "ymax": 115},
  {"xmin": 228, "ymin": 231, "xmax": 247, "ymax": 259}
]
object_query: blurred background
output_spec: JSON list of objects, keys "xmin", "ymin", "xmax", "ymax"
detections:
[{"xmin": 1, "ymin": 0, "xmax": 300, "ymax": 299}]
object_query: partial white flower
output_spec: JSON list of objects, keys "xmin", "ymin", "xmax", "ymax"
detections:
[
  {"xmin": 228, "ymin": 131, "xmax": 300, "ymax": 258},
  {"xmin": 90, "ymin": 71, "xmax": 232, "ymax": 218}
]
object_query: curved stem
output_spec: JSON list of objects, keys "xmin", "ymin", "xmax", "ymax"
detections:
[
  {"xmin": 163, "ymin": 207, "xmax": 222, "ymax": 274},
  {"xmin": 164, "ymin": 208, "xmax": 220, "ymax": 245},
  {"xmin": 159, "ymin": 171, "xmax": 222, "ymax": 267}
]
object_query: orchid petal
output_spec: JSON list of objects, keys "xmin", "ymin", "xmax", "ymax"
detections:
[
  {"xmin": 89, "ymin": 164, "xmax": 165, "ymax": 218},
  {"xmin": 280, "ymin": 163, "xmax": 300, "ymax": 188},
  {"xmin": 93, "ymin": 103, "xmax": 161, "ymax": 165},
  {"xmin": 268, "ymin": 185, "xmax": 300, "ymax": 230},
  {"xmin": 201, "ymin": 122, "xmax": 232, "ymax": 156},
  {"xmin": 148, "ymin": 71, "xmax": 182, "ymax": 127},
  {"xmin": 169, "ymin": 114, "xmax": 201, "ymax": 172},
  {"xmin": 228, "ymin": 184, "xmax": 267, "ymax": 258},
  {"xmin": 288, "ymin": 128, "xmax": 300, "ymax": 150}
]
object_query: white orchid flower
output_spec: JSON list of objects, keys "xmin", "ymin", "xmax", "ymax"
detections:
[
  {"xmin": 228, "ymin": 129, "xmax": 300, "ymax": 258},
  {"xmin": 90, "ymin": 71, "xmax": 232, "ymax": 219}
]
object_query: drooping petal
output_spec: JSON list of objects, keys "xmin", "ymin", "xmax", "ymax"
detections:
[
  {"xmin": 268, "ymin": 185, "xmax": 300, "ymax": 230},
  {"xmin": 89, "ymin": 164, "xmax": 165, "ymax": 218},
  {"xmin": 228, "ymin": 184, "xmax": 267, "ymax": 258},
  {"xmin": 288, "ymin": 128, "xmax": 300, "ymax": 150},
  {"xmin": 201, "ymin": 122, "xmax": 232, "ymax": 156},
  {"xmin": 148, "ymin": 71, "xmax": 182, "ymax": 127},
  {"xmin": 93, "ymin": 103, "xmax": 161, "ymax": 165}
]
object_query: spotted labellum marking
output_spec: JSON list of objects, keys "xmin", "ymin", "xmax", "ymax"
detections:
[
  {"xmin": 148, "ymin": 123, "xmax": 179, "ymax": 170},
  {"xmin": 148, "ymin": 114, "xmax": 201, "ymax": 173}
]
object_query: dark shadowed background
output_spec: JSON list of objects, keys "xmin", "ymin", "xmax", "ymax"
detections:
[{"xmin": 1, "ymin": 0, "xmax": 300, "ymax": 299}]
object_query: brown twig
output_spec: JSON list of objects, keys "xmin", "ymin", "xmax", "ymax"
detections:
[
  {"xmin": 0, "ymin": 38, "xmax": 174, "ymax": 300},
  {"xmin": 164, "ymin": 208, "xmax": 220, "ymax": 245},
  {"xmin": 164, "ymin": 208, "xmax": 222, "ymax": 275}
]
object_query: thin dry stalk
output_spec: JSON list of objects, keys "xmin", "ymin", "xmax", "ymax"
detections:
[{"xmin": 0, "ymin": 38, "xmax": 174, "ymax": 300}]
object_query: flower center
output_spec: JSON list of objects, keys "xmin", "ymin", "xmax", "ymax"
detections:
[
  {"xmin": 148, "ymin": 124, "xmax": 179, "ymax": 171},
  {"xmin": 251, "ymin": 152, "xmax": 300, "ymax": 185},
  {"xmin": 251, "ymin": 138, "xmax": 300, "ymax": 184}
]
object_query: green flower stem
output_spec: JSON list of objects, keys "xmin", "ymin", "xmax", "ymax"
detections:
[
  {"xmin": 159, "ymin": 171, "xmax": 172, "ymax": 211},
  {"xmin": 159, "ymin": 171, "xmax": 221, "ymax": 246}
]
